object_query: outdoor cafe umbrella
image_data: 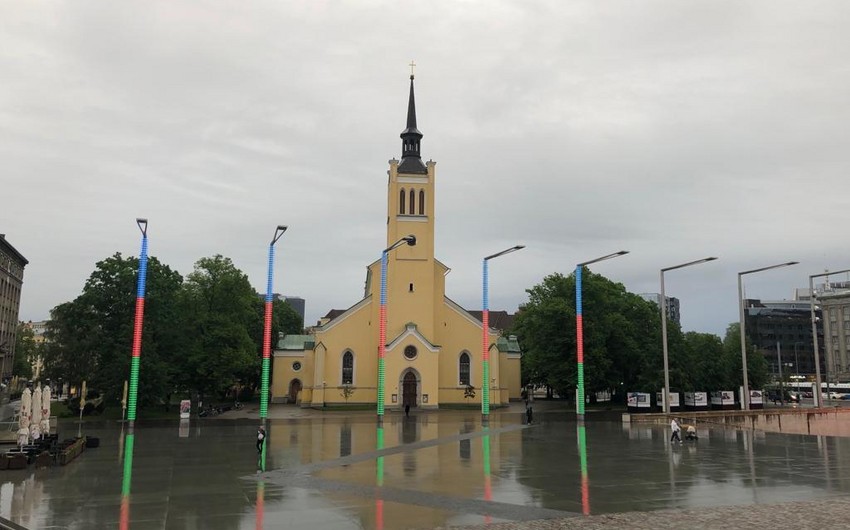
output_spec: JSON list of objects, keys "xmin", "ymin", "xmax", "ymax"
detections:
[
  {"xmin": 41, "ymin": 385, "xmax": 51, "ymax": 436},
  {"xmin": 31, "ymin": 385, "xmax": 42, "ymax": 440},
  {"xmin": 19, "ymin": 387, "xmax": 31, "ymax": 443}
]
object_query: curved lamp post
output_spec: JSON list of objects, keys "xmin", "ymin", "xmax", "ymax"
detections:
[
  {"xmin": 377, "ymin": 235, "xmax": 416, "ymax": 423},
  {"xmin": 260, "ymin": 225, "xmax": 287, "ymax": 426},
  {"xmin": 121, "ymin": 218, "xmax": 148, "ymax": 530},
  {"xmin": 127, "ymin": 218, "xmax": 149, "ymax": 432},
  {"xmin": 482, "ymin": 245, "xmax": 524, "ymax": 423},
  {"xmin": 575, "ymin": 251, "xmax": 628, "ymax": 420},
  {"xmin": 738, "ymin": 261, "xmax": 798, "ymax": 410},
  {"xmin": 809, "ymin": 267, "xmax": 850, "ymax": 408},
  {"xmin": 660, "ymin": 257, "xmax": 718, "ymax": 413}
]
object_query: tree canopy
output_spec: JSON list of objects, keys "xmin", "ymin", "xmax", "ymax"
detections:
[
  {"xmin": 41, "ymin": 252, "xmax": 302, "ymax": 407},
  {"xmin": 513, "ymin": 269, "xmax": 770, "ymax": 402}
]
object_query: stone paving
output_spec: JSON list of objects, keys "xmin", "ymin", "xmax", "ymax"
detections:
[
  {"xmin": 444, "ymin": 497, "xmax": 850, "ymax": 529},
  {"xmin": 1, "ymin": 402, "xmax": 849, "ymax": 528}
]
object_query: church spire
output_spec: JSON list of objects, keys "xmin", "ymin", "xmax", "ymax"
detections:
[{"xmin": 398, "ymin": 67, "xmax": 427, "ymax": 174}]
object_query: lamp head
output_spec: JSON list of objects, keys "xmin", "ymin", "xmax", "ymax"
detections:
[{"xmin": 404, "ymin": 235, "xmax": 416, "ymax": 247}]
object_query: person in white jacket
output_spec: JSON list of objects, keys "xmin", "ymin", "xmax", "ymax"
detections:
[{"xmin": 670, "ymin": 418, "xmax": 682, "ymax": 443}]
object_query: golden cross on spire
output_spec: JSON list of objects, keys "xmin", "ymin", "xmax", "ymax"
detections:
[{"xmin": 409, "ymin": 60, "xmax": 416, "ymax": 78}]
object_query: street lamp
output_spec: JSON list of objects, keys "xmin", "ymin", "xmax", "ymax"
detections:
[
  {"xmin": 260, "ymin": 225, "xmax": 288, "ymax": 426},
  {"xmin": 660, "ymin": 257, "xmax": 718, "ymax": 413},
  {"xmin": 126, "ymin": 218, "xmax": 149, "ymax": 433},
  {"xmin": 482, "ymin": 245, "xmax": 525, "ymax": 423},
  {"xmin": 575, "ymin": 250, "xmax": 629, "ymax": 420},
  {"xmin": 809, "ymin": 267, "xmax": 850, "ymax": 408},
  {"xmin": 738, "ymin": 261, "xmax": 798, "ymax": 410},
  {"xmin": 377, "ymin": 235, "xmax": 416, "ymax": 423}
]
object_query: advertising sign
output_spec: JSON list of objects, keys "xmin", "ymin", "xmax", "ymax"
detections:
[
  {"xmin": 179, "ymin": 399, "xmax": 191, "ymax": 419},
  {"xmin": 685, "ymin": 392, "xmax": 708, "ymax": 407},
  {"xmin": 656, "ymin": 391, "xmax": 680, "ymax": 409},
  {"xmin": 627, "ymin": 392, "xmax": 651, "ymax": 409}
]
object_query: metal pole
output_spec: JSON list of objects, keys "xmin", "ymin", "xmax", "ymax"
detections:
[
  {"xmin": 738, "ymin": 273, "xmax": 750, "ymax": 410},
  {"xmin": 481, "ymin": 245, "xmax": 524, "ymax": 424},
  {"xmin": 127, "ymin": 219, "xmax": 149, "ymax": 431},
  {"xmin": 260, "ymin": 226, "xmax": 286, "ymax": 427},
  {"xmin": 810, "ymin": 276, "xmax": 823, "ymax": 407},
  {"xmin": 377, "ymin": 249, "xmax": 388, "ymax": 422},
  {"xmin": 575, "ymin": 265, "xmax": 586, "ymax": 419},
  {"xmin": 660, "ymin": 271, "xmax": 671, "ymax": 414},
  {"xmin": 777, "ymin": 341, "xmax": 783, "ymax": 405},
  {"xmin": 481, "ymin": 258, "xmax": 490, "ymax": 422}
]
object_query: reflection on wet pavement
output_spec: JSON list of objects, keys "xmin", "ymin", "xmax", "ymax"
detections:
[{"xmin": 1, "ymin": 409, "xmax": 850, "ymax": 529}]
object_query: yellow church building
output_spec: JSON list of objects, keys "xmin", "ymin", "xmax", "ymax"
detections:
[{"xmin": 271, "ymin": 74, "xmax": 522, "ymax": 410}]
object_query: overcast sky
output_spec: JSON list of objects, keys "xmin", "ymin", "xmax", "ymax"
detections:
[{"xmin": 3, "ymin": 1, "xmax": 849, "ymax": 337}]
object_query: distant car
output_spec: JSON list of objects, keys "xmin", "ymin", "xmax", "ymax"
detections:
[
  {"xmin": 802, "ymin": 391, "xmax": 813, "ymax": 398},
  {"xmin": 824, "ymin": 391, "xmax": 846, "ymax": 399},
  {"xmin": 841, "ymin": 394, "xmax": 850, "ymax": 400}
]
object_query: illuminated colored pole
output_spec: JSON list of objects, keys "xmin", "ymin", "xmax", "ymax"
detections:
[
  {"xmin": 260, "ymin": 225, "xmax": 288, "ymax": 424},
  {"xmin": 127, "ymin": 218, "xmax": 149, "ymax": 429},
  {"xmin": 575, "ymin": 251, "xmax": 628, "ymax": 420},
  {"xmin": 482, "ymin": 245, "xmax": 524, "ymax": 423},
  {"xmin": 377, "ymin": 235, "xmax": 416, "ymax": 423}
]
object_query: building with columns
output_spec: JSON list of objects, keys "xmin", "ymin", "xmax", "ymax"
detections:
[{"xmin": 271, "ymin": 75, "xmax": 522, "ymax": 409}]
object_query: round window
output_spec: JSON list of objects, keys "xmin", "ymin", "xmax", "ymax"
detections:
[
  {"xmin": 403, "ymin": 345, "xmax": 417, "ymax": 360},
  {"xmin": 292, "ymin": 361, "xmax": 302, "ymax": 371}
]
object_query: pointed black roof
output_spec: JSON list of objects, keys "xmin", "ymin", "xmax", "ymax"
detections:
[{"xmin": 398, "ymin": 74, "xmax": 427, "ymax": 174}]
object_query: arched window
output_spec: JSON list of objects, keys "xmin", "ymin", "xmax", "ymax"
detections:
[
  {"xmin": 419, "ymin": 189, "xmax": 425, "ymax": 215},
  {"xmin": 409, "ymin": 189, "xmax": 415, "ymax": 215},
  {"xmin": 342, "ymin": 351, "xmax": 354, "ymax": 385},
  {"xmin": 459, "ymin": 352, "xmax": 471, "ymax": 385},
  {"xmin": 399, "ymin": 189, "xmax": 406, "ymax": 214}
]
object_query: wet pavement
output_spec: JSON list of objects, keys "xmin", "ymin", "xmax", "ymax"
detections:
[{"xmin": 1, "ymin": 403, "xmax": 850, "ymax": 529}]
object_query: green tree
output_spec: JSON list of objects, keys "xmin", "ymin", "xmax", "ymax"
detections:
[
  {"xmin": 42, "ymin": 253, "xmax": 183, "ymax": 405},
  {"xmin": 513, "ymin": 270, "xmax": 665, "ymax": 402},
  {"xmin": 722, "ymin": 322, "xmax": 769, "ymax": 391},
  {"xmin": 682, "ymin": 331, "xmax": 726, "ymax": 391},
  {"xmin": 12, "ymin": 323, "xmax": 36, "ymax": 379},
  {"xmin": 176, "ymin": 255, "xmax": 257, "ymax": 400}
]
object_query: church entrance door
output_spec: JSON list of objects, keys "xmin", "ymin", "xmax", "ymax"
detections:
[
  {"xmin": 288, "ymin": 379, "xmax": 302, "ymax": 404},
  {"xmin": 402, "ymin": 372, "xmax": 418, "ymax": 408}
]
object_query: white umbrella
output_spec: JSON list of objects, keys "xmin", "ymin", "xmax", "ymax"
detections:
[
  {"xmin": 31, "ymin": 386, "xmax": 42, "ymax": 441},
  {"xmin": 41, "ymin": 385, "xmax": 51, "ymax": 436},
  {"xmin": 19, "ymin": 388, "xmax": 31, "ymax": 433}
]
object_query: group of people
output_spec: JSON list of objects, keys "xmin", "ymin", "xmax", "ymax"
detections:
[{"xmin": 670, "ymin": 418, "xmax": 698, "ymax": 443}]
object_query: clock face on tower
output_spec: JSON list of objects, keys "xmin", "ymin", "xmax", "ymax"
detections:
[{"xmin": 404, "ymin": 345, "xmax": 418, "ymax": 360}]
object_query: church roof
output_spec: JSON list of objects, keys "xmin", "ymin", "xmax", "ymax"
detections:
[
  {"xmin": 468, "ymin": 310, "xmax": 516, "ymax": 331},
  {"xmin": 276, "ymin": 334, "xmax": 315, "ymax": 350},
  {"xmin": 398, "ymin": 74, "xmax": 427, "ymax": 174},
  {"xmin": 496, "ymin": 335, "xmax": 521, "ymax": 354}
]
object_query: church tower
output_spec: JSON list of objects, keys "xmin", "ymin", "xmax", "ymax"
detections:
[{"xmin": 383, "ymin": 72, "xmax": 440, "ymax": 340}]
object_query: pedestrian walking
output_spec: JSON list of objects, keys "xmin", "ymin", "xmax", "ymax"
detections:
[
  {"xmin": 670, "ymin": 418, "xmax": 682, "ymax": 443},
  {"xmin": 404, "ymin": 404, "xmax": 410, "ymax": 417},
  {"xmin": 256, "ymin": 426, "xmax": 266, "ymax": 453},
  {"xmin": 526, "ymin": 404, "xmax": 533, "ymax": 424}
]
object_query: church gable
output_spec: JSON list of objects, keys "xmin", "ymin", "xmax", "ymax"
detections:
[{"xmin": 386, "ymin": 322, "xmax": 440, "ymax": 353}]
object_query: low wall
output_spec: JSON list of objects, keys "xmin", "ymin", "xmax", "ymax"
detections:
[{"xmin": 624, "ymin": 407, "xmax": 850, "ymax": 437}]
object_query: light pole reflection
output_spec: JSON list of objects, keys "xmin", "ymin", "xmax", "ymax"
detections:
[
  {"xmin": 376, "ymin": 425, "xmax": 385, "ymax": 530},
  {"xmin": 255, "ymin": 448, "xmax": 266, "ymax": 530},
  {"xmin": 482, "ymin": 426, "xmax": 492, "ymax": 523},
  {"xmin": 577, "ymin": 424, "xmax": 590, "ymax": 515},
  {"xmin": 119, "ymin": 433, "xmax": 135, "ymax": 530}
]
